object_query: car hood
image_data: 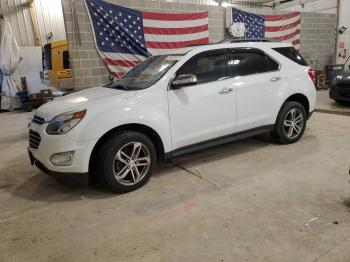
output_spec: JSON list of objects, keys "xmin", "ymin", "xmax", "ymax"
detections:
[{"xmin": 35, "ymin": 86, "xmax": 136, "ymax": 121}]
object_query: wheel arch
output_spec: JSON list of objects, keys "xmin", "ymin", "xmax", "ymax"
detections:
[
  {"xmin": 88, "ymin": 123, "xmax": 166, "ymax": 177},
  {"xmin": 285, "ymin": 93, "xmax": 310, "ymax": 117}
]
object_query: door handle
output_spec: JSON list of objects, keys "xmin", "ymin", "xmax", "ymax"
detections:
[
  {"xmin": 219, "ymin": 87, "xmax": 233, "ymax": 94},
  {"xmin": 270, "ymin": 76, "xmax": 281, "ymax": 82}
]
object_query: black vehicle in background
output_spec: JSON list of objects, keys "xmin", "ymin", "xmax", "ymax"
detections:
[{"xmin": 329, "ymin": 56, "xmax": 350, "ymax": 103}]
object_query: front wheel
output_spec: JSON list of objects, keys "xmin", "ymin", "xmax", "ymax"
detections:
[
  {"xmin": 96, "ymin": 131, "xmax": 157, "ymax": 193},
  {"xmin": 273, "ymin": 101, "xmax": 307, "ymax": 144}
]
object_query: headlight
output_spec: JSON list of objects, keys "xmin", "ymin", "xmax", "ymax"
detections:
[{"xmin": 46, "ymin": 109, "xmax": 86, "ymax": 135}]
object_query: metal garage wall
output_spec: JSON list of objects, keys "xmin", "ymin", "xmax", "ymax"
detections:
[
  {"xmin": 33, "ymin": 0, "xmax": 66, "ymax": 44},
  {"xmin": 0, "ymin": 0, "xmax": 66, "ymax": 46},
  {"xmin": 0, "ymin": 0, "xmax": 34, "ymax": 46}
]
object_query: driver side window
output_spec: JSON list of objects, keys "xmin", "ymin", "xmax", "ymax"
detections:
[{"xmin": 178, "ymin": 50, "xmax": 227, "ymax": 85}]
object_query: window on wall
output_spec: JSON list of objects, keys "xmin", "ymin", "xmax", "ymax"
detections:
[
  {"xmin": 227, "ymin": 49, "xmax": 279, "ymax": 78},
  {"xmin": 178, "ymin": 50, "xmax": 227, "ymax": 85}
]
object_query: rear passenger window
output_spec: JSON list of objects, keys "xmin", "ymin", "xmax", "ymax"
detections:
[
  {"xmin": 227, "ymin": 50, "xmax": 279, "ymax": 78},
  {"xmin": 178, "ymin": 50, "xmax": 227, "ymax": 85},
  {"xmin": 273, "ymin": 47, "xmax": 308, "ymax": 66}
]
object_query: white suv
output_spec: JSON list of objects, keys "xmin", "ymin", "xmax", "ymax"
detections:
[{"xmin": 28, "ymin": 41, "xmax": 316, "ymax": 193}]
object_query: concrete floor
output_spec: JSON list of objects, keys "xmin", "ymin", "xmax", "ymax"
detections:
[
  {"xmin": 1, "ymin": 106, "xmax": 350, "ymax": 261},
  {"xmin": 316, "ymin": 89, "xmax": 350, "ymax": 115}
]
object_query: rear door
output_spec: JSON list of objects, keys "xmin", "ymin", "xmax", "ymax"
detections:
[{"xmin": 227, "ymin": 48, "xmax": 287, "ymax": 132}]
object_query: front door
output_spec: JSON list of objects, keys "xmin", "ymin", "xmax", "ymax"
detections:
[{"xmin": 167, "ymin": 49, "xmax": 237, "ymax": 151}]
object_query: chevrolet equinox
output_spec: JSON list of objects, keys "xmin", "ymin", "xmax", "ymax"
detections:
[{"xmin": 28, "ymin": 42, "xmax": 316, "ymax": 193}]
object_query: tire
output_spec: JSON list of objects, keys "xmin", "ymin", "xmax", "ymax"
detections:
[
  {"xmin": 273, "ymin": 101, "xmax": 307, "ymax": 144},
  {"xmin": 96, "ymin": 131, "xmax": 157, "ymax": 193}
]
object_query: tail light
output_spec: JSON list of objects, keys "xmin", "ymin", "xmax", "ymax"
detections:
[{"xmin": 308, "ymin": 68, "xmax": 315, "ymax": 84}]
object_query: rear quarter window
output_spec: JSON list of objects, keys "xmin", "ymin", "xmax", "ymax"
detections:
[{"xmin": 273, "ymin": 47, "xmax": 308, "ymax": 66}]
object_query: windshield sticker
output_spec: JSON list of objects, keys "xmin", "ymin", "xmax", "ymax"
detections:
[{"xmin": 165, "ymin": 56, "xmax": 182, "ymax": 61}]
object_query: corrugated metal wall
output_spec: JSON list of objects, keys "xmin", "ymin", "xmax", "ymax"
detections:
[
  {"xmin": 0, "ymin": 0, "xmax": 66, "ymax": 46},
  {"xmin": 34, "ymin": 0, "xmax": 66, "ymax": 44},
  {"xmin": 0, "ymin": 0, "xmax": 34, "ymax": 46}
]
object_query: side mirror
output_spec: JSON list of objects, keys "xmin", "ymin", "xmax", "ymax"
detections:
[{"xmin": 171, "ymin": 74, "xmax": 197, "ymax": 89}]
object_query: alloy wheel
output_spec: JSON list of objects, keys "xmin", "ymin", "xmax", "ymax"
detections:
[
  {"xmin": 283, "ymin": 108, "xmax": 304, "ymax": 139},
  {"xmin": 113, "ymin": 142, "xmax": 151, "ymax": 186}
]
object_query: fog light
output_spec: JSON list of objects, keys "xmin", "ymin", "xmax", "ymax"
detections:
[{"xmin": 50, "ymin": 151, "xmax": 74, "ymax": 166}]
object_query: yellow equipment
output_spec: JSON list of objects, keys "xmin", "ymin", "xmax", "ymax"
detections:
[{"xmin": 42, "ymin": 40, "xmax": 73, "ymax": 90}]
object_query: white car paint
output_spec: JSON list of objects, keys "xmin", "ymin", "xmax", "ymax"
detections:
[{"xmin": 28, "ymin": 42, "xmax": 316, "ymax": 174}]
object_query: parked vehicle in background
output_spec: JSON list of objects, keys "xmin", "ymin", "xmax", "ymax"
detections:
[
  {"xmin": 329, "ymin": 56, "xmax": 350, "ymax": 103},
  {"xmin": 28, "ymin": 41, "xmax": 316, "ymax": 193}
]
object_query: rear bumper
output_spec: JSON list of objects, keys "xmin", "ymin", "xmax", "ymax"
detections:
[{"xmin": 329, "ymin": 86, "xmax": 350, "ymax": 102}]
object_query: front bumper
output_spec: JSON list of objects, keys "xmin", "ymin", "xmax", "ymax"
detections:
[
  {"xmin": 28, "ymin": 149, "xmax": 89, "ymax": 185},
  {"xmin": 329, "ymin": 85, "xmax": 350, "ymax": 102},
  {"xmin": 28, "ymin": 121, "xmax": 98, "ymax": 174}
]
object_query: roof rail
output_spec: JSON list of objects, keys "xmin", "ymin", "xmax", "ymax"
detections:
[{"xmin": 218, "ymin": 38, "xmax": 277, "ymax": 44}]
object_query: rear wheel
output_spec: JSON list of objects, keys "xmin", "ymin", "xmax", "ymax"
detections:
[
  {"xmin": 96, "ymin": 131, "xmax": 157, "ymax": 193},
  {"xmin": 273, "ymin": 101, "xmax": 307, "ymax": 144}
]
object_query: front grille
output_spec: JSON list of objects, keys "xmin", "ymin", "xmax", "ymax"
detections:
[
  {"xmin": 32, "ymin": 115, "xmax": 45, "ymax": 125},
  {"xmin": 29, "ymin": 130, "xmax": 41, "ymax": 149}
]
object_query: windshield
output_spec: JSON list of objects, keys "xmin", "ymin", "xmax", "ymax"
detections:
[{"xmin": 105, "ymin": 55, "xmax": 182, "ymax": 90}]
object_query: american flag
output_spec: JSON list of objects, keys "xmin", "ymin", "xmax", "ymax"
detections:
[
  {"xmin": 85, "ymin": 0, "xmax": 209, "ymax": 78},
  {"xmin": 232, "ymin": 8, "xmax": 301, "ymax": 50}
]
